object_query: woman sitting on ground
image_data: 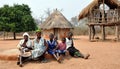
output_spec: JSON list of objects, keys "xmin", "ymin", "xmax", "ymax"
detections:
[
  {"xmin": 17, "ymin": 32, "xmax": 33, "ymax": 65},
  {"xmin": 31, "ymin": 29, "xmax": 48, "ymax": 62}
]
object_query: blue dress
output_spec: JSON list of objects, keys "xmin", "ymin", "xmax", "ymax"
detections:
[{"xmin": 47, "ymin": 40, "xmax": 57, "ymax": 55}]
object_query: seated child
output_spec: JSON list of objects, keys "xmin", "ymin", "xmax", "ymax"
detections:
[
  {"xmin": 57, "ymin": 38, "xmax": 67, "ymax": 56},
  {"xmin": 47, "ymin": 33, "xmax": 61, "ymax": 63},
  {"xmin": 66, "ymin": 32, "xmax": 90, "ymax": 59}
]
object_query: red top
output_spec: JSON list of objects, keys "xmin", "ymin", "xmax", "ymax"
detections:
[{"xmin": 58, "ymin": 42, "xmax": 66, "ymax": 50}]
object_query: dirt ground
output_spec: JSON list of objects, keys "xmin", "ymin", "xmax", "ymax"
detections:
[{"xmin": 0, "ymin": 36, "xmax": 120, "ymax": 69}]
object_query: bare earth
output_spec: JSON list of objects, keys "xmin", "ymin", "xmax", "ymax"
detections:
[{"xmin": 0, "ymin": 36, "xmax": 120, "ymax": 69}]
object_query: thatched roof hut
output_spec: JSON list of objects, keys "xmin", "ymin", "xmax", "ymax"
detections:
[
  {"xmin": 40, "ymin": 9, "xmax": 73, "ymax": 39},
  {"xmin": 78, "ymin": 0, "xmax": 120, "ymax": 20},
  {"xmin": 78, "ymin": 0, "xmax": 120, "ymax": 41}
]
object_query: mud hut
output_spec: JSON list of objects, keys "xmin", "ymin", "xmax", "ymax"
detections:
[
  {"xmin": 40, "ymin": 9, "xmax": 73, "ymax": 39},
  {"xmin": 78, "ymin": 0, "xmax": 120, "ymax": 41}
]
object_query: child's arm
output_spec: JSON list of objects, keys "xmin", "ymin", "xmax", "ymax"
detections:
[
  {"xmin": 71, "ymin": 39, "xmax": 74, "ymax": 47},
  {"xmin": 56, "ymin": 41, "xmax": 59, "ymax": 49}
]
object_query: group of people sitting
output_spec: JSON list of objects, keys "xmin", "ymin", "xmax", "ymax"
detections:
[{"xmin": 17, "ymin": 29, "xmax": 90, "ymax": 65}]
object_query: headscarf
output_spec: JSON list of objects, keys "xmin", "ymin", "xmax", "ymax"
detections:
[{"xmin": 23, "ymin": 32, "xmax": 30, "ymax": 38}]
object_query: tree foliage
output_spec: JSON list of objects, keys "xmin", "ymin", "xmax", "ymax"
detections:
[{"xmin": 0, "ymin": 4, "xmax": 37, "ymax": 39}]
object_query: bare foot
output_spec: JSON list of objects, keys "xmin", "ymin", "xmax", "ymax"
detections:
[
  {"xmin": 57, "ymin": 57, "xmax": 62, "ymax": 63},
  {"xmin": 84, "ymin": 54, "xmax": 90, "ymax": 59}
]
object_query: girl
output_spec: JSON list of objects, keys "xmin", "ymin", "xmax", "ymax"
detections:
[
  {"xmin": 57, "ymin": 38, "xmax": 67, "ymax": 56},
  {"xmin": 47, "ymin": 33, "xmax": 61, "ymax": 63}
]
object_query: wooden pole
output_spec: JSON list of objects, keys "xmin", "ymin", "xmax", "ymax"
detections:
[
  {"xmin": 102, "ymin": 0, "xmax": 105, "ymax": 23},
  {"xmin": 101, "ymin": 25, "xmax": 105, "ymax": 40},
  {"xmin": 89, "ymin": 26, "xmax": 92, "ymax": 41},
  {"xmin": 115, "ymin": 25, "xmax": 119, "ymax": 41},
  {"xmin": 101, "ymin": 0, "xmax": 106, "ymax": 41},
  {"xmin": 115, "ymin": 9, "xmax": 119, "ymax": 41}
]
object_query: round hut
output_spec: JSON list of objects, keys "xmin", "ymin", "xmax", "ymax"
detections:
[
  {"xmin": 78, "ymin": 0, "xmax": 120, "ymax": 41},
  {"xmin": 40, "ymin": 9, "xmax": 73, "ymax": 39}
]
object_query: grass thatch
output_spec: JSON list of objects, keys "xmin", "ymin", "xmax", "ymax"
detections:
[
  {"xmin": 40, "ymin": 9, "xmax": 73, "ymax": 29},
  {"xmin": 78, "ymin": 0, "xmax": 120, "ymax": 20}
]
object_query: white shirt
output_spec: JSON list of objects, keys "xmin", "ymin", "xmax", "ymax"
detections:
[{"xmin": 66, "ymin": 38, "xmax": 72, "ymax": 49}]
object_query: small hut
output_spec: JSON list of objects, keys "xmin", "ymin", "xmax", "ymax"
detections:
[
  {"xmin": 78, "ymin": 0, "xmax": 120, "ymax": 41},
  {"xmin": 40, "ymin": 9, "xmax": 73, "ymax": 39}
]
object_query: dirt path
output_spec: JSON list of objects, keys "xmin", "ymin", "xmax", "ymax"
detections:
[{"xmin": 0, "ymin": 36, "xmax": 120, "ymax": 69}]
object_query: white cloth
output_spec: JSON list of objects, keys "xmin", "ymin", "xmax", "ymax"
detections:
[
  {"xmin": 17, "ymin": 39, "xmax": 32, "ymax": 49},
  {"xmin": 31, "ymin": 37, "xmax": 46, "ymax": 59},
  {"xmin": 66, "ymin": 38, "xmax": 72, "ymax": 49},
  {"xmin": 23, "ymin": 32, "xmax": 30, "ymax": 38},
  {"xmin": 17, "ymin": 32, "xmax": 32, "ymax": 57},
  {"xmin": 17, "ymin": 39, "xmax": 32, "ymax": 57}
]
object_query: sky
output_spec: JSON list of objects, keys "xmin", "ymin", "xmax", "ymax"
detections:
[{"xmin": 0, "ymin": 0, "xmax": 93, "ymax": 20}]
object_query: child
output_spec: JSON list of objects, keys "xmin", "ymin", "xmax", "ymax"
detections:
[
  {"xmin": 66, "ymin": 32, "xmax": 90, "ymax": 59},
  {"xmin": 57, "ymin": 38, "xmax": 67, "ymax": 56},
  {"xmin": 47, "ymin": 33, "xmax": 61, "ymax": 63}
]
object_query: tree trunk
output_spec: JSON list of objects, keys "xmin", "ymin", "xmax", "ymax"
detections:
[
  {"xmin": 3, "ymin": 31, "xmax": 5, "ymax": 40},
  {"xmin": 13, "ymin": 32, "xmax": 16, "ymax": 40}
]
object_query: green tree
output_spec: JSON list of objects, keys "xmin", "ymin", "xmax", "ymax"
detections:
[{"xmin": 0, "ymin": 4, "xmax": 37, "ymax": 39}]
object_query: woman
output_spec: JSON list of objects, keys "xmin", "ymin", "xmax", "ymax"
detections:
[
  {"xmin": 17, "ymin": 32, "xmax": 33, "ymax": 56},
  {"xmin": 17, "ymin": 32, "xmax": 33, "ymax": 66},
  {"xmin": 31, "ymin": 29, "xmax": 48, "ymax": 62}
]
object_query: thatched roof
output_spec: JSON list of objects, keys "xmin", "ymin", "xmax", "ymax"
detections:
[
  {"xmin": 78, "ymin": 0, "xmax": 120, "ymax": 20},
  {"xmin": 40, "ymin": 9, "xmax": 73, "ymax": 29}
]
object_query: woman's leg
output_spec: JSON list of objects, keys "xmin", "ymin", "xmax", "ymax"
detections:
[{"xmin": 40, "ymin": 53, "xmax": 48, "ymax": 63}]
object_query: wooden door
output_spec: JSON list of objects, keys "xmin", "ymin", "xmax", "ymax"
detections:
[{"xmin": 54, "ymin": 28, "xmax": 59, "ymax": 39}]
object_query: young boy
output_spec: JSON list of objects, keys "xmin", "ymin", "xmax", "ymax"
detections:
[
  {"xmin": 66, "ymin": 32, "xmax": 90, "ymax": 59},
  {"xmin": 47, "ymin": 33, "xmax": 61, "ymax": 63}
]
